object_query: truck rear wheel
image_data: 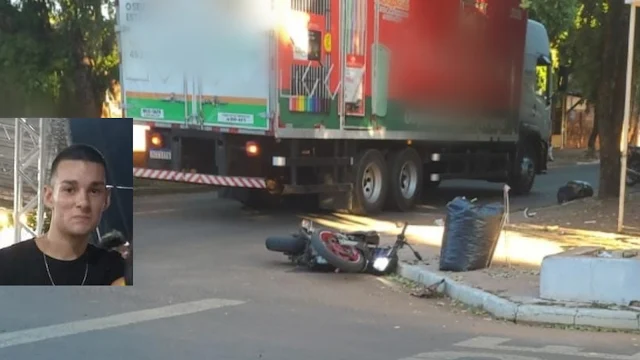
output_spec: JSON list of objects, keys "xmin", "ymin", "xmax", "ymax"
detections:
[
  {"xmin": 508, "ymin": 142, "xmax": 537, "ymax": 195},
  {"xmin": 351, "ymin": 149, "xmax": 388, "ymax": 215},
  {"xmin": 386, "ymin": 147, "xmax": 423, "ymax": 212},
  {"xmin": 233, "ymin": 188, "xmax": 283, "ymax": 210}
]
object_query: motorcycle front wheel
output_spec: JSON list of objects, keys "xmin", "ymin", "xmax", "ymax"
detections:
[{"xmin": 309, "ymin": 231, "xmax": 367, "ymax": 273}]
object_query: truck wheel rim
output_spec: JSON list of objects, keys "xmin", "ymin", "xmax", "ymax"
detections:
[
  {"xmin": 362, "ymin": 162, "xmax": 383, "ymax": 203},
  {"xmin": 520, "ymin": 156, "xmax": 534, "ymax": 183},
  {"xmin": 399, "ymin": 161, "xmax": 418, "ymax": 199}
]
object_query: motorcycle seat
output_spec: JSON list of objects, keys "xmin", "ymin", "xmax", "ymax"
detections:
[{"xmin": 345, "ymin": 231, "xmax": 380, "ymax": 245}]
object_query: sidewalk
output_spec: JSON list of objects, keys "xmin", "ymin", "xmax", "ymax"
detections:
[
  {"xmin": 338, "ymin": 196, "xmax": 640, "ymax": 331},
  {"xmin": 548, "ymin": 148, "xmax": 599, "ymax": 168}
]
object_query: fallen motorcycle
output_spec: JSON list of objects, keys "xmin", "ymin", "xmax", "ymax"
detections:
[
  {"xmin": 265, "ymin": 219, "xmax": 422, "ymax": 275},
  {"xmin": 627, "ymin": 145, "xmax": 640, "ymax": 187}
]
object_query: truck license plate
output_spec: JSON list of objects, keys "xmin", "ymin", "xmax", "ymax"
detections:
[
  {"xmin": 218, "ymin": 112, "xmax": 254, "ymax": 125},
  {"xmin": 149, "ymin": 150, "xmax": 172, "ymax": 160},
  {"xmin": 141, "ymin": 108, "xmax": 164, "ymax": 119}
]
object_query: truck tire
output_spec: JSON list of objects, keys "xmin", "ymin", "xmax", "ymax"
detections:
[
  {"xmin": 386, "ymin": 147, "xmax": 423, "ymax": 211},
  {"xmin": 233, "ymin": 188, "xmax": 283, "ymax": 210},
  {"xmin": 508, "ymin": 142, "xmax": 537, "ymax": 195},
  {"xmin": 351, "ymin": 149, "xmax": 389, "ymax": 215}
]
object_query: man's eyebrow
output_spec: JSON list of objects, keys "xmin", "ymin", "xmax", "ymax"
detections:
[{"xmin": 59, "ymin": 180, "xmax": 106, "ymax": 186}]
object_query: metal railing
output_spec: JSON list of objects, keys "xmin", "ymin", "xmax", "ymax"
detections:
[{"xmin": 0, "ymin": 118, "xmax": 70, "ymax": 242}]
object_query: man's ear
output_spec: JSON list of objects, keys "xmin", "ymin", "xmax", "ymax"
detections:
[
  {"xmin": 43, "ymin": 184, "xmax": 54, "ymax": 209},
  {"xmin": 103, "ymin": 187, "xmax": 112, "ymax": 212}
]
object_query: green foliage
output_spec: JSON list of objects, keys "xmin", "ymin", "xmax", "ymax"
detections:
[
  {"xmin": 527, "ymin": 0, "xmax": 640, "ymax": 104},
  {"xmin": 528, "ymin": 0, "xmax": 635, "ymax": 197},
  {"xmin": 0, "ymin": 0, "xmax": 119, "ymax": 116}
]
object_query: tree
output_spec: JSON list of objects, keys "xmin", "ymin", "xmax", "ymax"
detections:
[
  {"xmin": 594, "ymin": 2, "xmax": 632, "ymax": 197},
  {"xmin": 0, "ymin": 0, "xmax": 119, "ymax": 117},
  {"xmin": 528, "ymin": 0, "xmax": 636, "ymax": 198}
]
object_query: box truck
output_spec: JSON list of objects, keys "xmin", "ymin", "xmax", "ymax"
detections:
[{"xmin": 121, "ymin": 0, "xmax": 553, "ymax": 215}]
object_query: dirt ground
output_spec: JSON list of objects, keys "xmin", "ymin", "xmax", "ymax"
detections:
[{"xmin": 509, "ymin": 192, "xmax": 640, "ymax": 245}]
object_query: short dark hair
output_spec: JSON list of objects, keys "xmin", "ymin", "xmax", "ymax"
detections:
[{"xmin": 50, "ymin": 144, "xmax": 108, "ymax": 181}]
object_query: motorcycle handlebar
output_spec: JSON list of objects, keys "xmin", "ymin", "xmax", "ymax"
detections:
[{"xmin": 398, "ymin": 221, "xmax": 409, "ymax": 238}]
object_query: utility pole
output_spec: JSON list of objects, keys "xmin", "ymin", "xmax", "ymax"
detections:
[{"xmin": 619, "ymin": 1, "xmax": 638, "ymax": 233}]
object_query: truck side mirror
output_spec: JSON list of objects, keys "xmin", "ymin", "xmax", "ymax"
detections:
[{"xmin": 557, "ymin": 65, "xmax": 570, "ymax": 92}]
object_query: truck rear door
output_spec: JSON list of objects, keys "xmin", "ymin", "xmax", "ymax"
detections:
[{"xmin": 118, "ymin": 0, "xmax": 273, "ymax": 132}]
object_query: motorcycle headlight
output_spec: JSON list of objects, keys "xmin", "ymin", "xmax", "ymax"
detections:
[{"xmin": 373, "ymin": 257, "xmax": 390, "ymax": 272}]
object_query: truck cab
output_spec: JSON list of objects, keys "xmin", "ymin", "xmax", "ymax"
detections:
[{"xmin": 521, "ymin": 19, "xmax": 553, "ymax": 171}]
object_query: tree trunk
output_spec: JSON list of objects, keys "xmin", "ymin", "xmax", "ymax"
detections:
[
  {"xmin": 587, "ymin": 112, "xmax": 598, "ymax": 156},
  {"xmin": 631, "ymin": 105, "xmax": 640, "ymax": 146},
  {"xmin": 595, "ymin": 3, "xmax": 630, "ymax": 198},
  {"xmin": 71, "ymin": 25, "xmax": 99, "ymax": 117}
]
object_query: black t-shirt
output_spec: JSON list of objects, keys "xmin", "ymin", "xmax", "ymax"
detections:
[{"xmin": 0, "ymin": 239, "xmax": 125, "ymax": 286}]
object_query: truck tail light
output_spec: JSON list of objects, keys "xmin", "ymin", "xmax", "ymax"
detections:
[
  {"xmin": 150, "ymin": 132, "xmax": 164, "ymax": 148},
  {"xmin": 246, "ymin": 141, "xmax": 260, "ymax": 157}
]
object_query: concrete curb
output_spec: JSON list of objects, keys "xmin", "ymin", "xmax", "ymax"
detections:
[{"xmin": 397, "ymin": 263, "xmax": 640, "ymax": 331}]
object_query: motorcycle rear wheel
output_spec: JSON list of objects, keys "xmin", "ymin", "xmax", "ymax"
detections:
[
  {"xmin": 265, "ymin": 235, "xmax": 307, "ymax": 255},
  {"xmin": 309, "ymin": 231, "xmax": 367, "ymax": 273}
]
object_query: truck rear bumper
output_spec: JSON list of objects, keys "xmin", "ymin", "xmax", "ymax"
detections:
[{"xmin": 133, "ymin": 168, "xmax": 266, "ymax": 188}]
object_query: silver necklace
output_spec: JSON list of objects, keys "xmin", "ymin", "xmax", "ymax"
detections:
[{"xmin": 43, "ymin": 253, "xmax": 88, "ymax": 286}]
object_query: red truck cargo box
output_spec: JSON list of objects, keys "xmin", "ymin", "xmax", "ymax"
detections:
[{"xmin": 379, "ymin": 0, "xmax": 527, "ymax": 116}]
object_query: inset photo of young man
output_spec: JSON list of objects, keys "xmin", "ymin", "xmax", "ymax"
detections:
[{"xmin": 0, "ymin": 118, "xmax": 133, "ymax": 286}]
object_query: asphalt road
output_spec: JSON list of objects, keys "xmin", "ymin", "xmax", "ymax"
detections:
[
  {"xmin": 3, "ymin": 163, "xmax": 638, "ymax": 360},
  {"xmin": 423, "ymin": 163, "xmax": 599, "ymax": 211}
]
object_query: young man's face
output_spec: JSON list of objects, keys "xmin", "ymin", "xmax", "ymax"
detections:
[{"xmin": 44, "ymin": 160, "xmax": 111, "ymax": 237}]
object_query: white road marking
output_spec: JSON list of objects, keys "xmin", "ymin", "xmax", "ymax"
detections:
[
  {"xmin": 133, "ymin": 208, "xmax": 179, "ymax": 215},
  {"xmin": 376, "ymin": 276, "xmax": 400, "ymax": 289},
  {"xmin": 398, "ymin": 351, "xmax": 544, "ymax": 360},
  {"xmin": 0, "ymin": 297, "xmax": 245, "ymax": 349},
  {"xmin": 455, "ymin": 336, "xmax": 640, "ymax": 360}
]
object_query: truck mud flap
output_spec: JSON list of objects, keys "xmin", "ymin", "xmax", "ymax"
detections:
[{"xmin": 133, "ymin": 168, "xmax": 266, "ymax": 188}]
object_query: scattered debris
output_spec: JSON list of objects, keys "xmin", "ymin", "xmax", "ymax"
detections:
[
  {"xmin": 523, "ymin": 207, "xmax": 537, "ymax": 218},
  {"xmin": 410, "ymin": 279, "xmax": 445, "ymax": 298},
  {"xmin": 556, "ymin": 180, "xmax": 594, "ymax": 204},
  {"xmin": 513, "ymin": 194, "xmax": 640, "ymax": 236}
]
